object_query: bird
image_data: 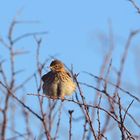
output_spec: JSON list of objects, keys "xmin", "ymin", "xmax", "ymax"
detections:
[{"xmin": 41, "ymin": 60, "xmax": 76, "ymax": 100}]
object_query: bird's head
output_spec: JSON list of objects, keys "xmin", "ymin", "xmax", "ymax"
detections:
[{"xmin": 50, "ymin": 60, "xmax": 65, "ymax": 72}]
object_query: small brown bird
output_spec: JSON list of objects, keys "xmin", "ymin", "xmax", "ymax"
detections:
[{"xmin": 41, "ymin": 60, "xmax": 76, "ymax": 100}]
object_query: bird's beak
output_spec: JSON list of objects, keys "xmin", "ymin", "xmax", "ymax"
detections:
[
  {"xmin": 49, "ymin": 66, "xmax": 53, "ymax": 69},
  {"xmin": 47, "ymin": 66, "xmax": 51, "ymax": 69}
]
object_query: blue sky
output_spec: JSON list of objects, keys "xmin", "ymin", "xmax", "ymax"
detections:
[{"xmin": 0, "ymin": 0, "xmax": 140, "ymax": 139}]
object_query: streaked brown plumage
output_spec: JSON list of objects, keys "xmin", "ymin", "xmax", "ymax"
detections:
[{"xmin": 41, "ymin": 60, "xmax": 76, "ymax": 99}]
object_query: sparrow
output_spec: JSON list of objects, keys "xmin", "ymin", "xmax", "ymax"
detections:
[{"xmin": 41, "ymin": 60, "xmax": 76, "ymax": 100}]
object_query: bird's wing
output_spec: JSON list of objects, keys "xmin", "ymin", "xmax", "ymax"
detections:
[{"xmin": 41, "ymin": 71, "xmax": 54, "ymax": 82}]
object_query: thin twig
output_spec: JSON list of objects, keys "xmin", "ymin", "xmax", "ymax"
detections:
[
  {"xmin": 83, "ymin": 72, "xmax": 140, "ymax": 103},
  {"xmin": 97, "ymin": 95, "xmax": 102, "ymax": 139},
  {"xmin": 68, "ymin": 110, "xmax": 74, "ymax": 140},
  {"xmin": 54, "ymin": 102, "xmax": 63, "ymax": 140},
  {"xmin": 0, "ymin": 81, "xmax": 43, "ymax": 122},
  {"xmin": 74, "ymin": 77, "xmax": 97, "ymax": 140},
  {"xmin": 27, "ymin": 93, "xmax": 135, "ymax": 139},
  {"xmin": 13, "ymin": 31, "xmax": 48, "ymax": 44},
  {"xmin": 129, "ymin": 0, "xmax": 140, "ymax": 13},
  {"xmin": 123, "ymin": 100, "xmax": 134, "ymax": 122}
]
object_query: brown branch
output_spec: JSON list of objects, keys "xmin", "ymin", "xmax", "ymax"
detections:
[
  {"xmin": 80, "ymin": 82, "xmax": 140, "ymax": 128},
  {"xmin": 1, "ymin": 20, "xmax": 17, "ymax": 139},
  {"xmin": 34, "ymin": 37, "xmax": 51, "ymax": 140},
  {"xmin": 83, "ymin": 72, "xmax": 140, "ymax": 103},
  {"xmin": 27, "ymin": 93, "xmax": 135, "ymax": 139},
  {"xmin": 114, "ymin": 30, "xmax": 140, "ymax": 96},
  {"xmin": 6, "ymin": 133, "xmax": 30, "ymax": 140},
  {"xmin": 54, "ymin": 102, "xmax": 63, "ymax": 140},
  {"xmin": 97, "ymin": 95, "xmax": 102, "ymax": 139},
  {"xmin": 0, "ymin": 61, "xmax": 9, "ymax": 88},
  {"xmin": 0, "ymin": 15, "xmax": 49, "ymax": 140},
  {"xmin": 82, "ymin": 119, "xmax": 88, "ymax": 140},
  {"xmin": 13, "ymin": 31, "xmax": 48, "ymax": 44},
  {"xmin": 1, "ymin": 90, "xmax": 10, "ymax": 140},
  {"xmin": 117, "ymin": 94, "xmax": 125, "ymax": 140},
  {"xmin": 0, "ymin": 81, "xmax": 43, "ymax": 122},
  {"xmin": 27, "ymin": 94, "xmax": 121, "ymax": 127},
  {"xmin": 68, "ymin": 110, "xmax": 74, "ymax": 140},
  {"xmin": 123, "ymin": 100, "xmax": 134, "ymax": 122},
  {"xmin": 129, "ymin": 0, "xmax": 140, "ymax": 13},
  {"xmin": 74, "ymin": 77, "xmax": 97, "ymax": 140},
  {"xmin": 22, "ymin": 97, "xmax": 33, "ymax": 139}
]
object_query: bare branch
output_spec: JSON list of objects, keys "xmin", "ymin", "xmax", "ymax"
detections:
[
  {"xmin": 129, "ymin": 0, "xmax": 140, "ymax": 13},
  {"xmin": 68, "ymin": 110, "xmax": 74, "ymax": 140}
]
